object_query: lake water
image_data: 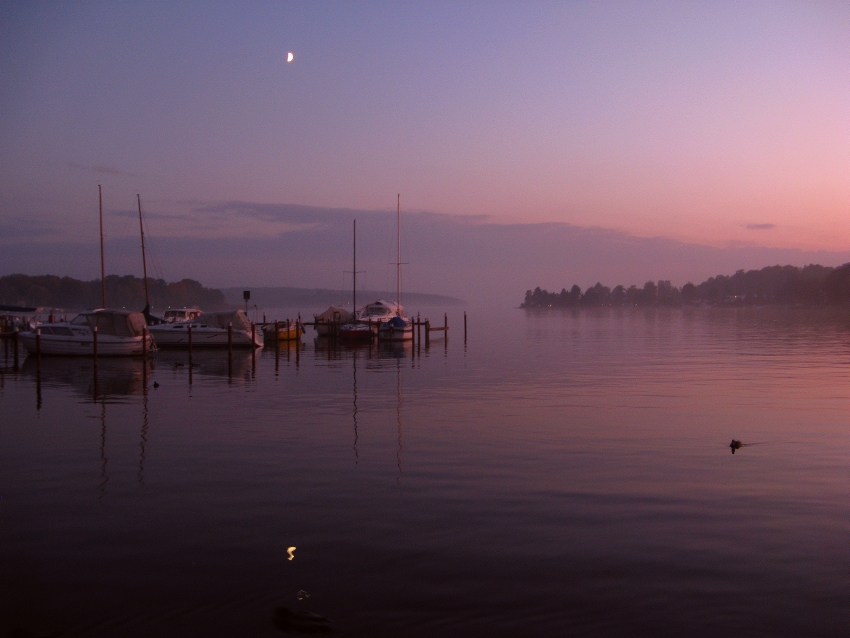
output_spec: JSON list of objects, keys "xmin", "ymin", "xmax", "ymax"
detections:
[{"xmin": 1, "ymin": 305, "xmax": 847, "ymax": 637}]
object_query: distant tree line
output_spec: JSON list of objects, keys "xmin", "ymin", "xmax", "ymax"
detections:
[
  {"xmin": 0, "ymin": 274, "xmax": 227, "ymax": 311},
  {"xmin": 522, "ymin": 264, "xmax": 850, "ymax": 308}
]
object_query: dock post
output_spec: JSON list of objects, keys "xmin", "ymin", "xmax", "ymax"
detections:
[
  {"xmin": 13, "ymin": 329, "xmax": 19, "ymax": 371},
  {"xmin": 188, "ymin": 323, "xmax": 193, "ymax": 358},
  {"xmin": 227, "ymin": 324, "xmax": 233, "ymax": 381},
  {"xmin": 36, "ymin": 327, "xmax": 41, "ymax": 358},
  {"xmin": 93, "ymin": 326, "xmax": 98, "ymax": 363},
  {"xmin": 273, "ymin": 322, "xmax": 279, "ymax": 371},
  {"xmin": 251, "ymin": 322, "xmax": 256, "ymax": 370},
  {"xmin": 295, "ymin": 324, "xmax": 300, "ymax": 367},
  {"xmin": 36, "ymin": 361, "xmax": 42, "ymax": 410},
  {"xmin": 425, "ymin": 320, "xmax": 430, "ymax": 347},
  {"xmin": 464, "ymin": 311, "xmax": 467, "ymax": 343},
  {"xmin": 444, "ymin": 313, "xmax": 448, "ymax": 332},
  {"xmin": 142, "ymin": 327, "xmax": 148, "ymax": 359}
]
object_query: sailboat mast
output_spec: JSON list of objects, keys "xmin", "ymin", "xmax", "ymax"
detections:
[
  {"xmin": 353, "ymin": 219, "xmax": 357, "ymax": 312},
  {"xmin": 396, "ymin": 193, "xmax": 400, "ymax": 310},
  {"xmin": 99, "ymin": 184, "xmax": 106, "ymax": 308},
  {"xmin": 137, "ymin": 194, "xmax": 149, "ymax": 308}
]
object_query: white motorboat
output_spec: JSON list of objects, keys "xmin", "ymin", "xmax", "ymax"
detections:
[
  {"xmin": 148, "ymin": 309, "xmax": 261, "ymax": 348},
  {"xmin": 20, "ymin": 309, "xmax": 152, "ymax": 356}
]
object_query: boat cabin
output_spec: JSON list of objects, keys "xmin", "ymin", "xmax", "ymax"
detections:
[{"xmin": 163, "ymin": 308, "xmax": 203, "ymax": 323}]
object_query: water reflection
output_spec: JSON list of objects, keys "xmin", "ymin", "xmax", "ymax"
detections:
[
  {"xmin": 352, "ymin": 353, "xmax": 359, "ymax": 466},
  {"xmin": 21, "ymin": 356, "xmax": 148, "ymax": 402},
  {"xmin": 273, "ymin": 606, "xmax": 333, "ymax": 634},
  {"xmin": 395, "ymin": 358, "xmax": 403, "ymax": 483},
  {"xmin": 152, "ymin": 349, "xmax": 256, "ymax": 384}
]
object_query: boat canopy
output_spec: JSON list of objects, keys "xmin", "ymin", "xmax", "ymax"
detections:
[
  {"xmin": 72, "ymin": 309, "xmax": 147, "ymax": 337},
  {"xmin": 196, "ymin": 309, "xmax": 253, "ymax": 331},
  {"xmin": 315, "ymin": 307, "xmax": 354, "ymax": 323},
  {"xmin": 384, "ymin": 316, "xmax": 407, "ymax": 328}
]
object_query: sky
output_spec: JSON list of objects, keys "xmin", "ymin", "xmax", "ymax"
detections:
[{"xmin": 1, "ymin": 1, "xmax": 847, "ymax": 304}]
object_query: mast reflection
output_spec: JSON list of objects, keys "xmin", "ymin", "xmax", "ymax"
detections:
[
  {"xmin": 352, "ymin": 352, "xmax": 359, "ymax": 466},
  {"xmin": 396, "ymin": 357, "xmax": 403, "ymax": 484},
  {"xmin": 98, "ymin": 401, "xmax": 108, "ymax": 501}
]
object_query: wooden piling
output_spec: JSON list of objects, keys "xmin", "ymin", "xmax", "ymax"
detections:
[
  {"xmin": 188, "ymin": 323, "xmax": 193, "ymax": 357},
  {"xmin": 36, "ymin": 328, "xmax": 41, "ymax": 358},
  {"xmin": 92, "ymin": 326, "xmax": 97, "ymax": 363},
  {"xmin": 142, "ymin": 327, "xmax": 148, "ymax": 359},
  {"xmin": 228, "ymin": 322, "xmax": 233, "ymax": 355},
  {"xmin": 464, "ymin": 311, "xmax": 467, "ymax": 343},
  {"xmin": 13, "ymin": 330, "xmax": 19, "ymax": 371},
  {"xmin": 425, "ymin": 320, "xmax": 430, "ymax": 347},
  {"xmin": 251, "ymin": 322, "xmax": 256, "ymax": 368}
]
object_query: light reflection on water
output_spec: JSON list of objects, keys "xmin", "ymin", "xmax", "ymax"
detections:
[{"xmin": 0, "ymin": 306, "xmax": 847, "ymax": 637}]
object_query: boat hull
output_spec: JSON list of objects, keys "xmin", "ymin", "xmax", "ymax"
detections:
[
  {"xmin": 263, "ymin": 324, "xmax": 303, "ymax": 341},
  {"xmin": 378, "ymin": 323, "xmax": 413, "ymax": 341},
  {"xmin": 149, "ymin": 324, "xmax": 261, "ymax": 348},
  {"xmin": 339, "ymin": 323, "xmax": 375, "ymax": 340},
  {"xmin": 20, "ymin": 332, "xmax": 151, "ymax": 356}
]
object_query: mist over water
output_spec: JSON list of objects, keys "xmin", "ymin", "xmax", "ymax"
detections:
[{"xmin": 1, "ymin": 305, "xmax": 847, "ymax": 637}]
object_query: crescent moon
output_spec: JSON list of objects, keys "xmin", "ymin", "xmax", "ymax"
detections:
[{"xmin": 287, "ymin": 52, "xmax": 294, "ymax": 63}]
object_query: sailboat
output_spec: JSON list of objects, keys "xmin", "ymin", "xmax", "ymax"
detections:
[
  {"xmin": 378, "ymin": 195, "xmax": 413, "ymax": 341},
  {"xmin": 339, "ymin": 219, "xmax": 376, "ymax": 340},
  {"xmin": 19, "ymin": 186, "xmax": 153, "ymax": 356}
]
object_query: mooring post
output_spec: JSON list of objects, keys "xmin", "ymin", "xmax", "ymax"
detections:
[
  {"xmin": 36, "ymin": 327, "xmax": 41, "ymax": 358},
  {"xmin": 425, "ymin": 319, "xmax": 430, "ymax": 347},
  {"xmin": 188, "ymin": 323, "xmax": 193, "ymax": 358},
  {"xmin": 444, "ymin": 313, "xmax": 448, "ymax": 332},
  {"xmin": 274, "ymin": 321, "xmax": 280, "ymax": 354},
  {"xmin": 36, "ymin": 363, "xmax": 42, "ymax": 410},
  {"xmin": 13, "ymin": 329, "xmax": 19, "ymax": 371},
  {"xmin": 464, "ymin": 311, "xmax": 467, "ymax": 343},
  {"xmin": 142, "ymin": 327, "xmax": 148, "ymax": 360},
  {"xmin": 228, "ymin": 322, "xmax": 233, "ymax": 355},
  {"xmin": 92, "ymin": 326, "xmax": 97, "ymax": 363},
  {"xmin": 251, "ymin": 322, "xmax": 256, "ymax": 369}
]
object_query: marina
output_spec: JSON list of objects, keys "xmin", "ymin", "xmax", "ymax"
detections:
[{"xmin": 1, "ymin": 305, "xmax": 846, "ymax": 637}]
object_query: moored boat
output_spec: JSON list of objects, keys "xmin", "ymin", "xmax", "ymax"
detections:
[
  {"xmin": 20, "ymin": 309, "xmax": 152, "ymax": 356},
  {"xmin": 313, "ymin": 307, "xmax": 355, "ymax": 336},
  {"xmin": 377, "ymin": 195, "xmax": 413, "ymax": 341},
  {"xmin": 358, "ymin": 300, "xmax": 401, "ymax": 325},
  {"xmin": 377, "ymin": 315, "xmax": 413, "ymax": 341},
  {"xmin": 148, "ymin": 309, "xmax": 261, "ymax": 348},
  {"xmin": 263, "ymin": 320, "xmax": 304, "ymax": 341},
  {"xmin": 338, "ymin": 322, "xmax": 374, "ymax": 340}
]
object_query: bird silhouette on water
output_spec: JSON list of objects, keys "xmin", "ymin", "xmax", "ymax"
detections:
[{"xmin": 730, "ymin": 439, "xmax": 743, "ymax": 454}]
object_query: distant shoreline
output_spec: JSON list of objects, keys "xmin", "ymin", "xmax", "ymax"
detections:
[{"xmin": 221, "ymin": 286, "xmax": 465, "ymax": 308}]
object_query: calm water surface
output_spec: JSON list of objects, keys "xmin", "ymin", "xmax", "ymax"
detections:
[{"xmin": 1, "ymin": 306, "xmax": 847, "ymax": 637}]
